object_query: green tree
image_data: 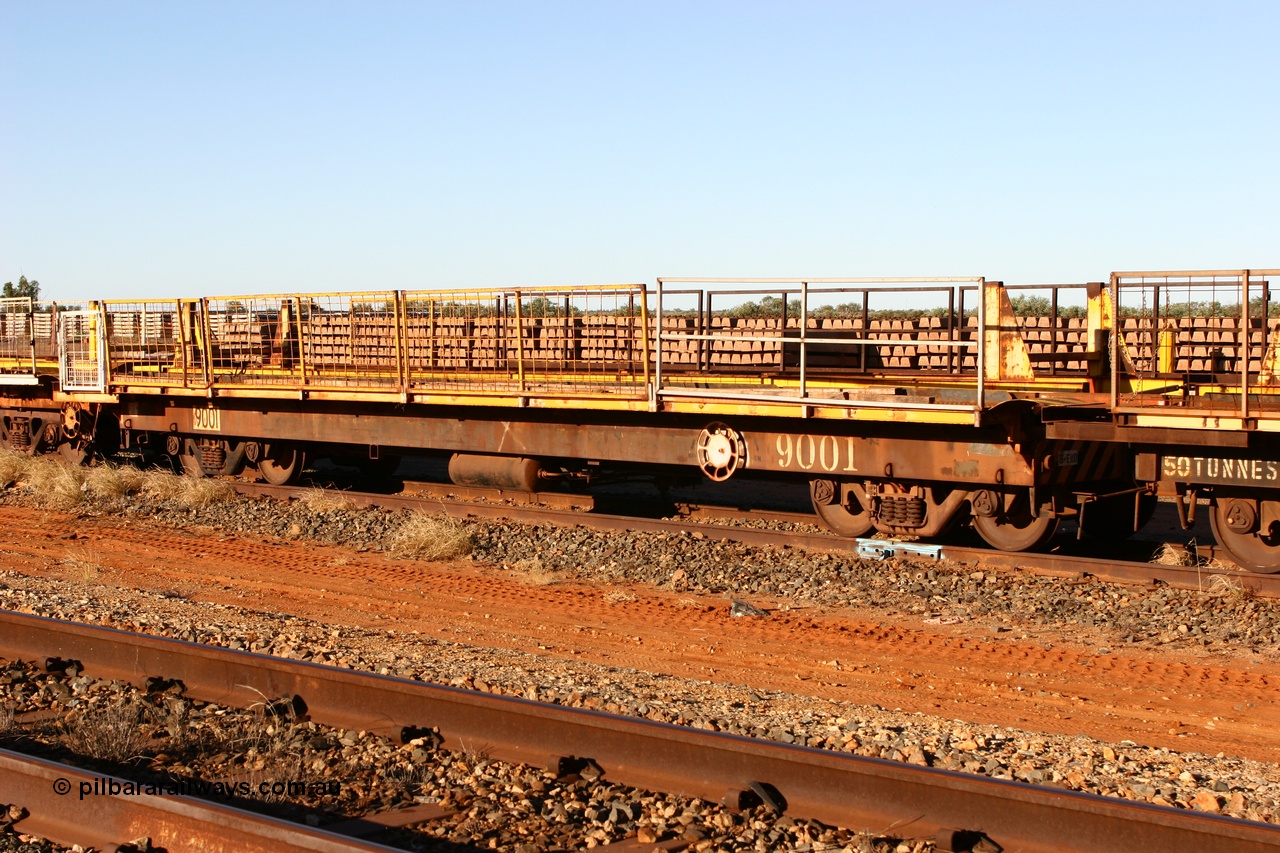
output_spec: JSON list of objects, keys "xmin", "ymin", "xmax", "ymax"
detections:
[
  {"xmin": 2, "ymin": 275, "xmax": 39, "ymax": 301},
  {"xmin": 1009, "ymin": 294, "xmax": 1052, "ymax": 316}
]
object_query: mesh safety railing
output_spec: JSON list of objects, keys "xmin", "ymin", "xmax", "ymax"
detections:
[
  {"xmin": 401, "ymin": 285, "xmax": 649, "ymax": 397},
  {"xmin": 654, "ymin": 277, "xmax": 986, "ymax": 413},
  {"xmin": 102, "ymin": 301, "xmax": 186, "ymax": 386},
  {"xmin": 1111, "ymin": 269, "xmax": 1280, "ymax": 417},
  {"xmin": 195, "ymin": 292, "xmax": 402, "ymax": 391},
  {"xmin": 99, "ymin": 286, "xmax": 652, "ymax": 399},
  {"xmin": 57, "ymin": 307, "xmax": 105, "ymax": 392},
  {"xmin": 0, "ymin": 298, "xmax": 37, "ymax": 382}
]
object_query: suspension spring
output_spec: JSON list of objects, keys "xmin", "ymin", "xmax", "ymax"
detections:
[{"xmin": 879, "ymin": 495, "xmax": 927, "ymax": 528}]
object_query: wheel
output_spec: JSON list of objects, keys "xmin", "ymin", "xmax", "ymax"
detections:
[
  {"xmin": 972, "ymin": 491, "xmax": 1059, "ymax": 552},
  {"xmin": 1210, "ymin": 499, "xmax": 1280, "ymax": 573},
  {"xmin": 57, "ymin": 441, "xmax": 91, "ymax": 467},
  {"xmin": 257, "ymin": 443, "xmax": 307, "ymax": 486},
  {"xmin": 810, "ymin": 480, "xmax": 873, "ymax": 538},
  {"xmin": 178, "ymin": 450, "xmax": 209, "ymax": 478}
]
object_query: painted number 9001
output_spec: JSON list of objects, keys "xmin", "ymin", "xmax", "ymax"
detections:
[
  {"xmin": 774, "ymin": 434, "xmax": 856, "ymax": 472},
  {"xmin": 192, "ymin": 408, "xmax": 222, "ymax": 432}
]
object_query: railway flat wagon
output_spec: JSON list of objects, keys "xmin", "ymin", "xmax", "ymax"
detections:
[
  {"xmin": 1042, "ymin": 269, "xmax": 1280, "ymax": 571},
  {"xmin": 0, "ymin": 270, "xmax": 1271, "ymax": 563}
]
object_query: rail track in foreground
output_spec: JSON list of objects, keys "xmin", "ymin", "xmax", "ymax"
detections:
[
  {"xmin": 238, "ymin": 479, "xmax": 1280, "ymax": 598},
  {"xmin": 2, "ymin": 612, "xmax": 1278, "ymax": 853}
]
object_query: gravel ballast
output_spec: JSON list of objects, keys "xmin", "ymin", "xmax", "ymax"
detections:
[{"xmin": 0, "ymin": 471, "xmax": 1278, "ymax": 844}]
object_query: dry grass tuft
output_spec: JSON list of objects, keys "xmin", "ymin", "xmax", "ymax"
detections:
[
  {"xmin": 62, "ymin": 545, "xmax": 105, "ymax": 582},
  {"xmin": 0, "ymin": 448, "xmax": 239, "ymax": 513},
  {"xmin": 389, "ymin": 513, "xmax": 473, "ymax": 560},
  {"xmin": 140, "ymin": 470, "xmax": 234, "ymax": 508},
  {"xmin": 1151, "ymin": 541, "xmax": 1232, "ymax": 576},
  {"xmin": 22, "ymin": 457, "xmax": 88, "ymax": 509},
  {"xmin": 175, "ymin": 477, "xmax": 235, "ymax": 508},
  {"xmin": 509, "ymin": 556, "xmax": 560, "ymax": 585},
  {"xmin": 1207, "ymin": 573, "xmax": 1256, "ymax": 601},
  {"xmin": 1151, "ymin": 542, "xmax": 1197, "ymax": 567},
  {"xmin": 0, "ymin": 452, "xmax": 149, "ymax": 509},
  {"xmin": 63, "ymin": 698, "xmax": 154, "ymax": 762},
  {"xmin": 139, "ymin": 469, "xmax": 188, "ymax": 502},
  {"xmin": 84, "ymin": 464, "xmax": 146, "ymax": 501},
  {"xmin": 0, "ymin": 448, "xmax": 34, "ymax": 488},
  {"xmin": 299, "ymin": 487, "xmax": 357, "ymax": 513}
]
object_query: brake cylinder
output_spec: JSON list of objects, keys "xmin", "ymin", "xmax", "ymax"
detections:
[{"xmin": 447, "ymin": 454, "xmax": 545, "ymax": 492}]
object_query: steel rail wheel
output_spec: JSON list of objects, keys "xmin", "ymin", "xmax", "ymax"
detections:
[
  {"xmin": 257, "ymin": 443, "xmax": 307, "ymax": 486},
  {"xmin": 810, "ymin": 480, "xmax": 873, "ymax": 538},
  {"xmin": 1210, "ymin": 499, "xmax": 1280, "ymax": 573},
  {"xmin": 56, "ymin": 441, "xmax": 91, "ymax": 467},
  {"xmin": 178, "ymin": 450, "xmax": 210, "ymax": 478},
  {"xmin": 972, "ymin": 491, "xmax": 1059, "ymax": 552}
]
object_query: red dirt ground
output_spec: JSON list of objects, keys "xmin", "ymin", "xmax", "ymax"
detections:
[{"xmin": 3, "ymin": 505, "xmax": 1277, "ymax": 762}]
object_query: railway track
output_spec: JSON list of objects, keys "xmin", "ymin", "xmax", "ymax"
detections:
[
  {"xmin": 236, "ymin": 479, "xmax": 1280, "ymax": 598},
  {"xmin": 2, "ymin": 611, "xmax": 1278, "ymax": 853},
  {"xmin": 2, "ymin": 749, "xmax": 397, "ymax": 853}
]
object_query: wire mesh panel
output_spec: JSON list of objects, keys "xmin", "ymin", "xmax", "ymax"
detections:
[
  {"xmin": 32, "ymin": 305, "xmax": 57, "ymax": 364},
  {"xmin": 402, "ymin": 285, "xmax": 649, "ymax": 398},
  {"xmin": 659, "ymin": 280, "xmax": 983, "ymax": 379},
  {"xmin": 655, "ymin": 278, "xmax": 985, "ymax": 412},
  {"xmin": 0, "ymin": 298, "xmax": 37, "ymax": 382},
  {"xmin": 298, "ymin": 292, "xmax": 402, "ymax": 390},
  {"xmin": 199, "ymin": 295, "xmax": 300, "ymax": 387},
  {"xmin": 1112, "ymin": 270, "xmax": 1280, "ymax": 415},
  {"xmin": 194, "ymin": 292, "xmax": 407, "ymax": 392},
  {"xmin": 58, "ymin": 309, "xmax": 106, "ymax": 392},
  {"xmin": 102, "ymin": 301, "xmax": 183, "ymax": 386}
]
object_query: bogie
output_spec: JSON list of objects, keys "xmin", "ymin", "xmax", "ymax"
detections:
[{"xmin": 1209, "ymin": 496, "xmax": 1280, "ymax": 574}]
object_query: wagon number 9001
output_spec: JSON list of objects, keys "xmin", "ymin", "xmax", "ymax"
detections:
[{"xmin": 775, "ymin": 434, "xmax": 856, "ymax": 472}]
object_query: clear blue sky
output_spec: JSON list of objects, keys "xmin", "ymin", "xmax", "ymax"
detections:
[{"xmin": 2, "ymin": 1, "xmax": 1277, "ymax": 302}]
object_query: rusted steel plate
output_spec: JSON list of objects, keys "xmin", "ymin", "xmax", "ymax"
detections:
[
  {"xmin": 121, "ymin": 398, "xmax": 1058, "ymax": 483},
  {"xmin": 0, "ymin": 749, "xmax": 398, "ymax": 853},
  {"xmin": 743, "ymin": 430, "xmax": 1037, "ymax": 485},
  {"xmin": 1138, "ymin": 451, "xmax": 1280, "ymax": 488},
  {"xmin": 1, "ymin": 613, "xmax": 1279, "ymax": 853},
  {"xmin": 1045, "ymin": 421, "xmax": 1252, "ymax": 448},
  {"xmin": 120, "ymin": 403, "xmax": 704, "ymax": 467}
]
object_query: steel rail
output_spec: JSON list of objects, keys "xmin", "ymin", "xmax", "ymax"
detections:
[
  {"xmin": 0, "ymin": 749, "xmax": 400, "ymax": 853},
  {"xmin": 2, "ymin": 612, "xmax": 1279, "ymax": 853},
  {"xmin": 232, "ymin": 481, "xmax": 1280, "ymax": 597}
]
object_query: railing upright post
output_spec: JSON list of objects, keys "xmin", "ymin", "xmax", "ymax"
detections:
[
  {"xmin": 654, "ymin": 280, "xmax": 664, "ymax": 405},
  {"xmin": 799, "ymin": 280, "xmax": 808, "ymax": 399},
  {"xmin": 975, "ymin": 278, "xmax": 986, "ymax": 423},
  {"xmin": 513, "ymin": 290, "xmax": 526, "ymax": 393},
  {"xmin": 1110, "ymin": 275, "xmax": 1120, "ymax": 412},
  {"xmin": 1242, "ymin": 270, "xmax": 1251, "ymax": 421}
]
